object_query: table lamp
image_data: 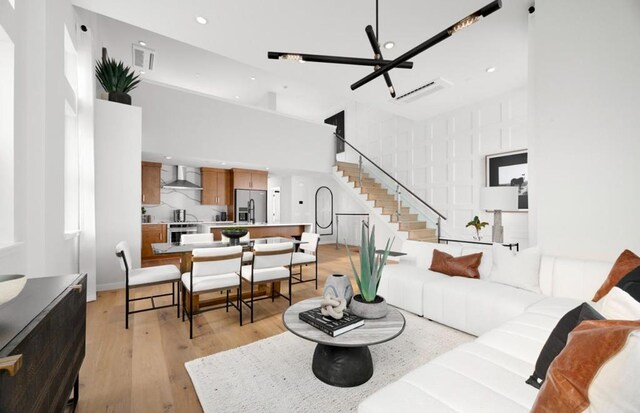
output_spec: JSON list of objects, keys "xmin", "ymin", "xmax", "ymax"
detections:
[{"xmin": 480, "ymin": 187, "xmax": 519, "ymax": 243}]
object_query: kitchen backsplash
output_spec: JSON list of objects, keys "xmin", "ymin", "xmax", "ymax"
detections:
[{"xmin": 143, "ymin": 165, "xmax": 229, "ymax": 222}]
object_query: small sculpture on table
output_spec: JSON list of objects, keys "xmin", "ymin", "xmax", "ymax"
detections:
[{"xmin": 320, "ymin": 292, "xmax": 347, "ymax": 320}]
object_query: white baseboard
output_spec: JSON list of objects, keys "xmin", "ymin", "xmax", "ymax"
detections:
[{"xmin": 97, "ymin": 281, "xmax": 125, "ymax": 291}]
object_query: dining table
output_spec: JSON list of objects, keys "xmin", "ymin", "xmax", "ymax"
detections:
[{"xmin": 151, "ymin": 237, "xmax": 307, "ymax": 312}]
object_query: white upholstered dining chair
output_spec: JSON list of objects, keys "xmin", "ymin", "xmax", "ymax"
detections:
[
  {"xmin": 240, "ymin": 242, "xmax": 294, "ymax": 324},
  {"xmin": 181, "ymin": 246, "xmax": 243, "ymax": 339},
  {"xmin": 180, "ymin": 233, "xmax": 214, "ymax": 244},
  {"xmin": 115, "ymin": 241, "xmax": 181, "ymax": 329},
  {"xmin": 291, "ymin": 232, "xmax": 320, "ymax": 289}
]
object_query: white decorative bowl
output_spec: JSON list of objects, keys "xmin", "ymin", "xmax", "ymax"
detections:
[{"xmin": 0, "ymin": 274, "xmax": 27, "ymax": 305}]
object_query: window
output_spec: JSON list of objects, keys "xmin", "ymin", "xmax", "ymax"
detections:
[
  {"xmin": 0, "ymin": 24, "xmax": 15, "ymax": 245},
  {"xmin": 64, "ymin": 25, "xmax": 79, "ymax": 234}
]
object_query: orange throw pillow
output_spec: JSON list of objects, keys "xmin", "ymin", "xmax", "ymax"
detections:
[
  {"xmin": 531, "ymin": 320, "xmax": 640, "ymax": 413},
  {"xmin": 592, "ymin": 249, "xmax": 640, "ymax": 302},
  {"xmin": 429, "ymin": 249, "xmax": 482, "ymax": 279}
]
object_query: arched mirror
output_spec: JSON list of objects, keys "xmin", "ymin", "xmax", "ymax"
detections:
[{"xmin": 315, "ymin": 186, "xmax": 333, "ymax": 235}]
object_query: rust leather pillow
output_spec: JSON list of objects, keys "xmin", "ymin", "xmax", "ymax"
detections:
[
  {"xmin": 531, "ymin": 320, "xmax": 640, "ymax": 413},
  {"xmin": 429, "ymin": 249, "xmax": 482, "ymax": 279},
  {"xmin": 592, "ymin": 249, "xmax": 640, "ymax": 302}
]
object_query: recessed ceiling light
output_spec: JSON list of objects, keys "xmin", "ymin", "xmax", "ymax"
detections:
[
  {"xmin": 221, "ymin": 162, "xmax": 227, "ymax": 166},
  {"xmin": 250, "ymin": 76, "xmax": 256, "ymax": 81},
  {"xmin": 486, "ymin": 67, "xmax": 496, "ymax": 73},
  {"xmin": 235, "ymin": 95, "xmax": 240, "ymax": 99},
  {"xmin": 265, "ymin": 167, "xmax": 270, "ymax": 170},
  {"xmin": 138, "ymin": 40, "xmax": 147, "ymax": 47},
  {"xmin": 164, "ymin": 156, "xmax": 172, "ymax": 160},
  {"xmin": 195, "ymin": 16, "xmax": 208, "ymax": 25},
  {"xmin": 383, "ymin": 41, "xmax": 395, "ymax": 49}
]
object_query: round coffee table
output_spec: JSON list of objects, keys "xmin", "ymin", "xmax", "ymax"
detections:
[{"xmin": 283, "ymin": 297, "xmax": 405, "ymax": 387}]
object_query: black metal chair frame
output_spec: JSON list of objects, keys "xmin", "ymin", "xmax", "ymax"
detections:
[
  {"xmin": 291, "ymin": 237, "xmax": 320, "ymax": 289},
  {"xmin": 240, "ymin": 247, "xmax": 293, "ymax": 324},
  {"xmin": 290, "ymin": 252, "xmax": 319, "ymax": 289},
  {"xmin": 182, "ymin": 251, "xmax": 243, "ymax": 339},
  {"xmin": 116, "ymin": 250, "xmax": 180, "ymax": 330}
]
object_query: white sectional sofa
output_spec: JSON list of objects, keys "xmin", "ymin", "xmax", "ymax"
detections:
[{"xmin": 359, "ymin": 241, "xmax": 611, "ymax": 413}]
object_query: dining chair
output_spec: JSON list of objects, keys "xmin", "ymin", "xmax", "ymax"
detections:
[
  {"xmin": 181, "ymin": 246, "xmax": 243, "ymax": 339},
  {"xmin": 291, "ymin": 232, "xmax": 320, "ymax": 289},
  {"xmin": 220, "ymin": 231, "xmax": 253, "ymax": 263},
  {"xmin": 240, "ymin": 242, "xmax": 294, "ymax": 324},
  {"xmin": 115, "ymin": 241, "xmax": 181, "ymax": 329},
  {"xmin": 180, "ymin": 233, "xmax": 214, "ymax": 244}
]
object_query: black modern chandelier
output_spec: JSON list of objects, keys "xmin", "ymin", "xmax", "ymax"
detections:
[{"xmin": 268, "ymin": 0, "xmax": 502, "ymax": 98}]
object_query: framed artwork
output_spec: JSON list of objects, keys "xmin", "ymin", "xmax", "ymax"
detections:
[{"xmin": 486, "ymin": 150, "xmax": 528, "ymax": 211}]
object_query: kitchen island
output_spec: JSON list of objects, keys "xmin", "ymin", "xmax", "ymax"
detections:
[{"xmin": 201, "ymin": 222, "xmax": 312, "ymax": 240}]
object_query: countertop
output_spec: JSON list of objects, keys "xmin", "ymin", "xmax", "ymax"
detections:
[{"xmin": 142, "ymin": 222, "xmax": 313, "ymax": 227}]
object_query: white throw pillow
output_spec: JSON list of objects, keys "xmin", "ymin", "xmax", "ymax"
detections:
[
  {"xmin": 586, "ymin": 330, "xmax": 640, "ymax": 412},
  {"xmin": 595, "ymin": 287, "xmax": 640, "ymax": 320},
  {"xmin": 489, "ymin": 244, "xmax": 541, "ymax": 293}
]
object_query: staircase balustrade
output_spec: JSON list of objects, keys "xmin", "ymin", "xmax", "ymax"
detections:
[{"xmin": 333, "ymin": 133, "xmax": 447, "ymax": 243}]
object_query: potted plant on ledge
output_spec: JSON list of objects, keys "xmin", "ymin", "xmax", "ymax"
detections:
[
  {"xmin": 95, "ymin": 58, "xmax": 141, "ymax": 105},
  {"xmin": 466, "ymin": 215, "xmax": 489, "ymax": 241},
  {"xmin": 346, "ymin": 224, "xmax": 394, "ymax": 319}
]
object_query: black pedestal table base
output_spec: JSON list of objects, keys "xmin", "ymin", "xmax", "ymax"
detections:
[{"xmin": 312, "ymin": 343, "xmax": 373, "ymax": 387}]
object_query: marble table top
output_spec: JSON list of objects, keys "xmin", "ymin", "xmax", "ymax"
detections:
[{"xmin": 283, "ymin": 297, "xmax": 405, "ymax": 348}]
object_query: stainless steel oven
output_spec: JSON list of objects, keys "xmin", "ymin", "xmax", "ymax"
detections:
[{"xmin": 167, "ymin": 223, "xmax": 198, "ymax": 243}]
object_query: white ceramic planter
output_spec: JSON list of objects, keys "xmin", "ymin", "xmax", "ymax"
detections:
[{"xmin": 0, "ymin": 274, "xmax": 27, "ymax": 305}]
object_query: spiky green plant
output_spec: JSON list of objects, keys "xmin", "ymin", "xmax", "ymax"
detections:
[
  {"xmin": 346, "ymin": 224, "xmax": 394, "ymax": 303},
  {"xmin": 95, "ymin": 58, "xmax": 140, "ymax": 94}
]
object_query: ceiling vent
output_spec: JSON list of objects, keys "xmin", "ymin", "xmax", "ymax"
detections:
[
  {"xmin": 395, "ymin": 77, "xmax": 453, "ymax": 103},
  {"xmin": 132, "ymin": 44, "xmax": 156, "ymax": 72}
]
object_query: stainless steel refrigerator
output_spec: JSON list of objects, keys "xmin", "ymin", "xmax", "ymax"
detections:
[{"xmin": 235, "ymin": 189, "xmax": 267, "ymax": 224}]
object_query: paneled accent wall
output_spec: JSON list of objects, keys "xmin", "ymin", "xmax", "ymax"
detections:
[{"xmin": 345, "ymin": 87, "xmax": 529, "ymax": 246}]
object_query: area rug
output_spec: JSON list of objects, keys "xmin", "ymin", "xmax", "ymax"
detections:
[{"xmin": 185, "ymin": 311, "xmax": 473, "ymax": 413}]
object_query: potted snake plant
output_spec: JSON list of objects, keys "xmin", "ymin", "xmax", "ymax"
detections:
[
  {"xmin": 346, "ymin": 224, "xmax": 394, "ymax": 319},
  {"xmin": 95, "ymin": 58, "xmax": 141, "ymax": 105}
]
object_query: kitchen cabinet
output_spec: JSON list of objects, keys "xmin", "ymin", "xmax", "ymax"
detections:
[
  {"xmin": 141, "ymin": 161, "xmax": 162, "ymax": 205},
  {"xmin": 232, "ymin": 169, "xmax": 268, "ymax": 190},
  {"xmin": 201, "ymin": 168, "xmax": 231, "ymax": 205},
  {"xmin": 141, "ymin": 224, "xmax": 165, "ymax": 258}
]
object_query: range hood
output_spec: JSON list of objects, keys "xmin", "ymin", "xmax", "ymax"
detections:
[{"xmin": 163, "ymin": 165, "xmax": 202, "ymax": 190}]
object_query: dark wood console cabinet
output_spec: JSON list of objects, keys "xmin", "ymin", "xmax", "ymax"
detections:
[{"xmin": 0, "ymin": 274, "xmax": 87, "ymax": 413}]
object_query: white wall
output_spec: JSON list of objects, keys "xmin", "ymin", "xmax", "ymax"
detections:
[
  {"xmin": 94, "ymin": 99, "xmax": 142, "ymax": 290},
  {"xmin": 531, "ymin": 0, "xmax": 640, "ymax": 260},
  {"xmin": 343, "ymin": 91, "xmax": 529, "ymax": 247},
  {"xmin": 0, "ymin": 0, "xmax": 84, "ymax": 278},
  {"xmin": 132, "ymin": 81, "xmax": 335, "ymax": 173}
]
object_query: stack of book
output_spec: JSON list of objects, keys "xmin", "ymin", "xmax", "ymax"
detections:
[{"xmin": 299, "ymin": 307, "xmax": 364, "ymax": 337}]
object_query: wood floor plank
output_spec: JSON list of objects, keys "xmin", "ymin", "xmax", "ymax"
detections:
[{"xmin": 78, "ymin": 244, "xmax": 360, "ymax": 412}]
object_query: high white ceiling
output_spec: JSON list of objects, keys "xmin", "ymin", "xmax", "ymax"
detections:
[{"xmin": 75, "ymin": 0, "xmax": 531, "ymax": 121}]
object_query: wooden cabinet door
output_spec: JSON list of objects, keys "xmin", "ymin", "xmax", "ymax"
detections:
[
  {"xmin": 251, "ymin": 172, "xmax": 268, "ymax": 190},
  {"xmin": 141, "ymin": 224, "xmax": 165, "ymax": 258},
  {"xmin": 141, "ymin": 162, "xmax": 161, "ymax": 205},
  {"xmin": 217, "ymin": 170, "xmax": 231, "ymax": 204},
  {"xmin": 233, "ymin": 170, "xmax": 252, "ymax": 189},
  {"xmin": 201, "ymin": 168, "xmax": 218, "ymax": 205}
]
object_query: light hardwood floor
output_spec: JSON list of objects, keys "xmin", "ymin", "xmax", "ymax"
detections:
[{"xmin": 78, "ymin": 244, "xmax": 360, "ymax": 413}]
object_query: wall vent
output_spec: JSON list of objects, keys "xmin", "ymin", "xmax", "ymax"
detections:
[
  {"xmin": 395, "ymin": 77, "xmax": 453, "ymax": 103},
  {"xmin": 132, "ymin": 44, "xmax": 156, "ymax": 72}
]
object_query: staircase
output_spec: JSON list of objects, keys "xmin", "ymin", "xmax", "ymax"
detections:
[{"xmin": 334, "ymin": 161, "xmax": 438, "ymax": 243}]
